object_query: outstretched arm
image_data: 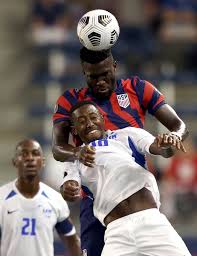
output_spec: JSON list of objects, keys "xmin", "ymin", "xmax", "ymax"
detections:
[
  {"xmin": 154, "ymin": 104, "xmax": 189, "ymax": 141},
  {"xmin": 149, "ymin": 133, "xmax": 186, "ymax": 158}
]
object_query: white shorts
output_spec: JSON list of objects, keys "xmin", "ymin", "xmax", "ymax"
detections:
[{"xmin": 102, "ymin": 208, "xmax": 191, "ymax": 256}]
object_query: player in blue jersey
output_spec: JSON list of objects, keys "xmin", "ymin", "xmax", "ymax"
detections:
[
  {"xmin": 52, "ymin": 47, "xmax": 188, "ymax": 256},
  {"xmin": 0, "ymin": 139, "xmax": 81, "ymax": 256}
]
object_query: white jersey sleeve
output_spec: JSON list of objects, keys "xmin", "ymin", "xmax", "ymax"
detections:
[
  {"xmin": 120, "ymin": 127, "xmax": 155, "ymax": 155},
  {"xmin": 61, "ymin": 161, "xmax": 81, "ymax": 187},
  {"xmin": 40, "ymin": 183, "xmax": 76, "ymax": 237},
  {"xmin": 56, "ymin": 194, "xmax": 70, "ymax": 222},
  {"xmin": 54, "ymin": 192, "xmax": 76, "ymax": 236}
]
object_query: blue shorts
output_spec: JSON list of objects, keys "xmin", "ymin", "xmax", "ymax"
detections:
[{"xmin": 80, "ymin": 197, "xmax": 105, "ymax": 256}]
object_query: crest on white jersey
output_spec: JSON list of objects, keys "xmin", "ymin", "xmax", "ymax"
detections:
[{"xmin": 117, "ymin": 93, "xmax": 130, "ymax": 108}]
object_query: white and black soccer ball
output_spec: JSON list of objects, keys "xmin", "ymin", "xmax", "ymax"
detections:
[{"xmin": 77, "ymin": 9, "xmax": 120, "ymax": 51}]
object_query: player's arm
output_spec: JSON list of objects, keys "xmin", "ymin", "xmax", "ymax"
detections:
[
  {"xmin": 149, "ymin": 133, "xmax": 186, "ymax": 158},
  {"xmin": 52, "ymin": 120, "xmax": 78, "ymax": 162},
  {"xmin": 132, "ymin": 127, "xmax": 186, "ymax": 158},
  {"xmin": 136, "ymin": 78, "xmax": 189, "ymax": 141},
  {"xmin": 52, "ymin": 122, "xmax": 95, "ymax": 166},
  {"xmin": 52, "ymin": 92, "xmax": 81, "ymax": 162},
  {"xmin": 154, "ymin": 104, "xmax": 189, "ymax": 141},
  {"xmin": 60, "ymin": 164, "xmax": 81, "ymax": 202},
  {"xmin": 59, "ymin": 233, "xmax": 81, "ymax": 256},
  {"xmin": 55, "ymin": 194, "xmax": 81, "ymax": 256},
  {"xmin": 56, "ymin": 217, "xmax": 81, "ymax": 256}
]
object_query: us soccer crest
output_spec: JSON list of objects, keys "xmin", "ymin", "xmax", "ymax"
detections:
[{"xmin": 117, "ymin": 93, "xmax": 130, "ymax": 108}]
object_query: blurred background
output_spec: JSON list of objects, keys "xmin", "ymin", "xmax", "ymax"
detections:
[{"xmin": 0, "ymin": 0, "xmax": 196, "ymax": 255}]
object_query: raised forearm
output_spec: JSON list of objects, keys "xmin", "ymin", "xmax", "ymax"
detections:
[
  {"xmin": 52, "ymin": 144, "xmax": 79, "ymax": 162},
  {"xmin": 52, "ymin": 121, "xmax": 80, "ymax": 162},
  {"xmin": 155, "ymin": 104, "xmax": 189, "ymax": 141}
]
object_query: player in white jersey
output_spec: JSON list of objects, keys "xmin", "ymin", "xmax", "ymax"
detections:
[
  {"xmin": 62, "ymin": 101, "xmax": 191, "ymax": 256},
  {"xmin": 0, "ymin": 139, "xmax": 81, "ymax": 256}
]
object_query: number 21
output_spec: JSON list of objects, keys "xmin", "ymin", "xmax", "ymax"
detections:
[{"xmin": 21, "ymin": 218, "xmax": 36, "ymax": 236}]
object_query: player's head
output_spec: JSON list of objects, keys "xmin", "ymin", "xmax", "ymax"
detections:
[
  {"xmin": 70, "ymin": 101, "xmax": 105, "ymax": 144},
  {"xmin": 80, "ymin": 47, "xmax": 117, "ymax": 100},
  {"xmin": 13, "ymin": 139, "xmax": 45, "ymax": 180}
]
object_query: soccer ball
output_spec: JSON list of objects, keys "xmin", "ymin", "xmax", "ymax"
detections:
[{"xmin": 77, "ymin": 9, "xmax": 120, "ymax": 51}]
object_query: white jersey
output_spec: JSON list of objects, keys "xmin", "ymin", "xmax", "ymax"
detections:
[
  {"xmin": 64, "ymin": 127, "xmax": 161, "ymax": 226},
  {"xmin": 0, "ymin": 181, "xmax": 74, "ymax": 256}
]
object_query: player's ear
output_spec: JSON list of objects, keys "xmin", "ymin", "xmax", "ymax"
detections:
[{"xmin": 113, "ymin": 60, "xmax": 117, "ymax": 69}]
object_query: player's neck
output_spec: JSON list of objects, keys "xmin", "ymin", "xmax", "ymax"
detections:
[{"xmin": 16, "ymin": 177, "xmax": 40, "ymax": 198}]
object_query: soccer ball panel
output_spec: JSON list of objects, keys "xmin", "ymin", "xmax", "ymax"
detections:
[
  {"xmin": 98, "ymin": 15, "xmax": 112, "ymax": 26},
  {"xmin": 77, "ymin": 9, "xmax": 120, "ymax": 51}
]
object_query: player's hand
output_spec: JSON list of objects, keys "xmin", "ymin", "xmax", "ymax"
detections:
[
  {"xmin": 155, "ymin": 133, "xmax": 186, "ymax": 153},
  {"xmin": 75, "ymin": 145, "xmax": 96, "ymax": 167},
  {"xmin": 61, "ymin": 180, "xmax": 81, "ymax": 202}
]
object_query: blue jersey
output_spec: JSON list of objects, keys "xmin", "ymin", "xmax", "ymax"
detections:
[{"xmin": 53, "ymin": 76, "xmax": 165, "ymax": 130}]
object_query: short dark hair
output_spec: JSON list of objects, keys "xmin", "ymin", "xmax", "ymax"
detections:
[
  {"xmin": 15, "ymin": 139, "xmax": 39, "ymax": 151},
  {"xmin": 70, "ymin": 100, "xmax": 98, "ymax": 115},
  {"xmin": 80, "ymin": 47, "xmax": 112, "ymax": 64},
  {"xmin": 14, "ymin": 139, "xmax": 42, "ymax": 157}
]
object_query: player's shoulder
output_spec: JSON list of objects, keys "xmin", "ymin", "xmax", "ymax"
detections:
[
  {"xmin": 40, "ymin": 182, "xmax": 64, "ymax": 201},
  {"xmin": 115, "ymin": 126, "xmax": 147, "ymax": 138},
  {"xmin": 107, "ymin": 127, "xmax": 136, "ymax": 140},
  {"xmin": 40, "ymin": 182, "xmax": 69, "ymax": 213},
  {"xmin": 120, "ymin": 76, "xmax": 155, "ymax": 88},
  {"xmin": 0, "ymin": 181, "xmax": 15, "ymax": 200},
  {"xmin": 119, "ymin": 76, "xmax": 141, "ymax": 86},
  {"xmin": 117, "ymin": 76, "xmax": 147, "ymax": 93},
  {"xmin": 62, "ymin": 87, "xmax": 87, "ymax": 97},
  {"xmin": 116, "ymin": 126, "xmax": 137, "ymax": 134}
]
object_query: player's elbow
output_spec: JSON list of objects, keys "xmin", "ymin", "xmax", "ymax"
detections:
[{"xmin": 52, "ymin": 146, "xmax": 64, "ymax": 162}]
